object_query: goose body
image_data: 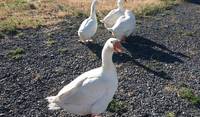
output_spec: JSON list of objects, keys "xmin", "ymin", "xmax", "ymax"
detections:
[
  {"xmin": 100, "ymin": 0, "xmax": 126, "ymax": 28},
  {"xmin": 78, "ymin": 0, "xmax": 98, "ymax": 43},
  {"xmin": 46, "ymin": 38, "xmax": 123, "ymax": 117},
  {"xmin": 108, "ymin": 10, "xmax": 136, "ymax": 41}
]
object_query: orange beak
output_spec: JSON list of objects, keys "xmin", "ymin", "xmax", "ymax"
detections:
[{"xmin": 113, "ymin": 41, "xmax": 123, "ymax": 53}]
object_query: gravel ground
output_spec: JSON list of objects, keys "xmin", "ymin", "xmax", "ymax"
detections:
[{"xmin": 0, "ymin": 2, "xmax": 200, "ymax": 117}]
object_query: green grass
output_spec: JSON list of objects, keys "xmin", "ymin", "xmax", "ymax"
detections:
[
  {"xmin": 0, "ymin": 16, "xmax": 43, "ymax": 34},
  {"xmin": 166, "ymin": 112, "xmax": 176, "ymax": 117},
  {"xmin": 178, "ymin": 87, "xmax": 200, "ymax": 105},
  {"xmin": 57, "ymin": 4, "xmax": 86, "ymax": 17},
  {"xmin": 46, "ymin": 38, "xmax": 56, "ymax": 46},
  {"xmin": 1, "ymin": 0, "xmax": 28, "ymax": 10},
  {"xmin": 107, "ymin": 99, "xmax": 126, "ymax": 112},
  {"xmin": 58, "ymin": 48, "xmax": 68, "ymax": 54},
  {"xmin": 177, "ymin": 30, "xmax": 195, "ymax": 37},
  {"xmin": 0, "ymin": 17, "xmax": 17, "ymax": 34},
  {"xmin": 182, "ymin": 32, "xmax": 195, "ymax": 36},
  {"xmin": 15, "ymin": 32, "xmax": 24, "ymax": 38},
  {"xmin": 138, "ymin": 0, "xmax": 177, "ymax": 16},
  {"xmin": 7, "ymin": 47, "xmax": 25, "ymax": 60},
  {"xmin": 0, "ymin": 0, "xmax": 43, "ymax": 33}
]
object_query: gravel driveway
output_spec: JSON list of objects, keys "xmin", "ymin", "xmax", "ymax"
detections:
[{"xmin": 0, "ymin": 1, "xmax": 200, "ymax": 117}]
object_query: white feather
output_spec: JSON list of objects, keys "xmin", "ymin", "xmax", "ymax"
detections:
[
  {"xmin": 46, "ymin": 38, "xmax": 120, "ymax": 116},
  {"xmin": 101, "ymin": 0, "xmax": 126, "ymax": 28},
  {"xmin": 78, "ymin": 0, "xmax": 98, "ymax": 41},
  {"xmin": 109, "ymin": 10, "xmax": 136, "ymax": 40}
]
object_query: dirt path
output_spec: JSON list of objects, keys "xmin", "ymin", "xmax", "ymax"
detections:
[{"xmin": 0, "ymin": 1, "xmax": 200, "ymax": 117}]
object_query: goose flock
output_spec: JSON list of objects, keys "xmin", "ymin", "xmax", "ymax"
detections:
[{"xmin": 46, "ymin": 0, "xmax": 136, "ymax": 117}]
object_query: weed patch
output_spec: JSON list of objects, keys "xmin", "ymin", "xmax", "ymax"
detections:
[
  {"xmin": 107, "ymin": 99, "xmax": 127, "ymax": 112},
  {"xmin": 166, "ymin": 112, "xmax": 176, "ymax": 117},
  {"xmin": 46, "ymin": 38, "xmax": 56, "ymax": 46},
  {"xmin": 58, "ymin": 48, "xmax": 68, "ymax": 54},
  {"xmin": 178, "ymin": 87, "xmax": 200, "ymax": 105},
  {"xmin": 7, "ymin": 47, "xmax": 25, "ymax": 60}
]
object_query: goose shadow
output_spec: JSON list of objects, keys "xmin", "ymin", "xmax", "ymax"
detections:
[
  {"xmin": 85, "ymin": 40, "xmax": 175, "ymax": 79},
  {"xmin": 85, "ymin": 43, "xmax": 103, "ymax": 59},
  {"xmin": 121, "ymin": 35, "xmax": 189, "ymax": 63},
  {"xmin": 113, "ymin": 53, "xmax": 171, "ymax": 79},
  {"xmin": 185, "ymin": 0, "xmax": 200, "ymax": 4}
]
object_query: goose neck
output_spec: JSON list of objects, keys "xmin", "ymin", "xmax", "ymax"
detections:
[
  {"xmin": 90, "ymin": 1, "xmax": 97, "ymax": 19},
  {"xmin": 101, "ymin": 46, "xmax": 114, "ymax": 71},
  {"xmin": 117, "ymin": 1, "xmax": 124, "ymax": 9}
]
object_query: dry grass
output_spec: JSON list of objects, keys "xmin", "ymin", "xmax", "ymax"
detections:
[
  {"xmin": 59, "ymin": 0, "xmax": 167, "ymax": 12},
  {"xmin": 59, "ymin": 0, "xmax": 179, "ymax": 16},
  {"xmin": 0, "ymin": 0, "xmax": 179, "ymax": 32},
  {"xmin": 0, "ymin": 0, "xmax": 62, "ymax": 32}
]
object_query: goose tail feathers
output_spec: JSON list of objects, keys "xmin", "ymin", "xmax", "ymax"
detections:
[{"xmin": 46, "ymin": 96, "xmax": 61, "ymax": 110}]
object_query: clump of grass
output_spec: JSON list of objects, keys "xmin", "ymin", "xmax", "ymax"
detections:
[
  {"xmin": 0, "ymin": 18, "xmax": 17, "ymax": 34},
  {"xmin": 178, "ymin": 87, "xmax": 200, "ymax": 105},
  {"xmin": 137, "ymin": 0, "xmax": 176, "ymax": 16},
  {"xmin": 1, "ymin": 0, "xmax": 38, "ymax": 16},
  {"xmin": 57, "ymin": 4, "xmax": 66, "ymax": 11},
  {"xmin": 46, "ymin": 38, "xmax": 56, "ymax": 46},
  {"xmin": 177, "ymin": 30, "xmax": 195, "ymax": 37},
  {"xmin": 88, "ymin": 52, "xmax": 97, "ymax": 61},
  {"xmin": 3, "ymin": 0, "xmax": 28, "ymax": 10},
  {"xmin": 15, "ymin": 32, "xmax": 24, "ymax": 38},
  {"xmin": 7, "ymin": 47, "xmax": 25, "ymax": 60},
  {"xmin": 75, "ymin": 11, "xmax": 87, "ymax": 17},
  {"xmin": 177, "ymin": 30, "xmax": 184, "ymax": 35},
  {"xmin": 58, "ymin": 48, "xmax": 68, "ymax": 54},
  {"xmin": 107, "ymin": 99, "xmax": 126, "ymax": 112},
  {"xmin": 0, "ymin": 16, "xmax": 43, "ymax": 34},
  {"xmin": 166, "ymin": 112, "xmax": 176, "ymax": 117},
  {"xmin": 182, "ymin": 32, "xmax": 195, "ymax": 36},
  {"xmin": 0, "ymin": 0, "xmax": 45, "ymax": 32},
  {"xmin": 56, "ymin": 3, "xmax": 85, "ymax": 16}
]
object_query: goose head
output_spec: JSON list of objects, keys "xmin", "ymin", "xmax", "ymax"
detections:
[
  {"xmin": 102, "ymin": 38, "xmax": 123, "ymax": 69},
  {"xmin": 117, "ymin": 0, "xmax": 127, "ymax": 9},
  {"xmin": 104, "ymin": 38, "xmax": 123, "ymax": 53}
]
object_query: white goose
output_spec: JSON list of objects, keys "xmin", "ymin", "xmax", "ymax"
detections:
[
  {"xmin": 108, "ymin": 10, "xmax": 136, "ymax": 42},
  {"xmin": 78, "ymin": 0, "xmax": 98, "ymax": 43},
  {"xmin": 46, "ymin": 38, "xmax": 123, "ymax": 117},
  {"xmin": 100, "ymin": 0, "xmax": 127, "ymax": 28}
]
